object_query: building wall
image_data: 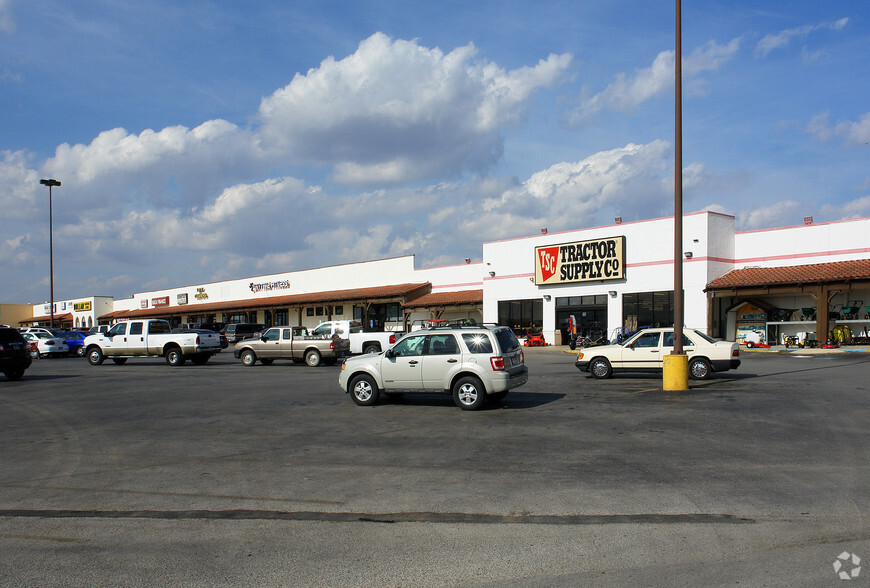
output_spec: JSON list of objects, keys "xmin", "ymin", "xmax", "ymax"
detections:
[
  {"xmin": 28, "ymin": 296, "xmax": 114, "ymax": 328},
  {"xmin": 735, "ymin": 218, "xmax": 870, "ymax": 268},
  {"xmin": 0, "ymin": 304, "xmax": 34, "ymax": 327},
  {"xmin": 114, "ymin": 256, "xmax": 418, "ymax": 315}
]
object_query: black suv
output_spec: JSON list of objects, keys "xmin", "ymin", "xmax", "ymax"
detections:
[
  {"xmin": 0, "ymin": 327, "xmax": 32, "ymax": 381},
  {"xmin": 222, "ymin": 323, "xmax": 265, "ymax": 344}
]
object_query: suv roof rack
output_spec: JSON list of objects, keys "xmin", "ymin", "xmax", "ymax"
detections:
[{"xmin": 420, "ymin": 320, "xmax": 503, "ymax": 331}]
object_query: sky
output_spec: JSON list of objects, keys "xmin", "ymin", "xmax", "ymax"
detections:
[{"xmin": 1, "ymin": 0, "xmax": 868, "ymax": 304}]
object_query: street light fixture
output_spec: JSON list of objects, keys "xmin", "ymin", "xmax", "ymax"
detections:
[{"xmin": 40, "ymin": 179, "xmax": 61, "ymax": 329}]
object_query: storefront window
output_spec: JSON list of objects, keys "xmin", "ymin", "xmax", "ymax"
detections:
[
  {"xmin": 622, "ymin": 291, "xmax": 675, "ymax": 329},
  {"xmin": 498, "ymin": 299, "xmax": 543, "ymax": 337},
  {"xmin": 227, "ymin": 312, "xmax": 247, "ymax": 324}
]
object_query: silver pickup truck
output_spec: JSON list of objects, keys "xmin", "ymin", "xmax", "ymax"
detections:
[
  {"xmin": 234, "ymin": 326, "xmax": 351, "ymax": 367},
  {"xmin": 84, "ymin": 319, "xmax": 222, "ymax": 366}
]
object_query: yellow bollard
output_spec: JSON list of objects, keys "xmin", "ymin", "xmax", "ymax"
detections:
[{"xmin": 662, "ymin": 353, "xmax": 689, "ymax": 391}]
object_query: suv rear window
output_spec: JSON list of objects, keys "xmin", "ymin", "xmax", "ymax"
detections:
[{"xmin": 494, "ymin": 328, "xmax": 521, "ymax": 352}]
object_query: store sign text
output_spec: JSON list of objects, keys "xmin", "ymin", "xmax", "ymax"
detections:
[
  {"xmin": 152, "ymin": 297, "xmax": 169, "ymax": 307},
  {"xmin": 195, "ymin": 288, "xmax": 209, "ymax": 301},
  {"xmin": 535, "ymin": 236, "xmax": 625, "ymax": 285},
  {"xmin": 177, "ymin": 293, "xmax": 188, "ymax": 305},
  {"xmin": 249, "ymin": 279, "xmax": 290, "ymax": 293},
  {"xmin": 74, "ymin": 301, "xmax": 92, "ymax": 312}
]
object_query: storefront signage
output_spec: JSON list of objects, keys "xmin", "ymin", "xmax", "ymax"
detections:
[
  {"xmin": 152, "ymin": 296, "xmax": 170, "ymax": 307},
  {"xmin": 177, "ymin": 293, "xmax": 188, "ymax": 305},
  {"xmin": 249, "ymin": 279, "xmax": 290, "ymax": 293},
  {"xmin": 195, "ymin": 288, "xmax": 209, "ymax": 301},
  {"xmin": 140, "ymin": 300, "xmax": 149, "ymax": 309},
  {"xmin": 73, "ymin": 301, "xmax": 92, "ymax": 312},
  {"xmin": 535, "ymin": 236, "xmax": 625, "ymax": 285}
]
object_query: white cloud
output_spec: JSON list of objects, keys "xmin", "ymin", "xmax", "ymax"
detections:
[
  {"xmin": 257, "ymin": 32, "xmax": 572, "ymax": 185},
  {"xmin": 568, "ymin": 38, "xmax": 740, "ymax": 124},
  {"xmin": 735, "ymin": 200, "xmax": 803, "ymax": 229},
  {"xmin": 0, "ymin": 0, "xmax": 14, "ymax": 33},
  {"xmin": 806, "ymin": 111, "xmax": 870, "ymax": 145},
  {"xmin": 754, "ymin": 17, "xmax": 849, "ymax": 58}
]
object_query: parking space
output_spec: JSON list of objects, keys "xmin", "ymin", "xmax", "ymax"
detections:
[{"xmin": 1, "ymin": 349, "xmax": 868, "ymax": 585}]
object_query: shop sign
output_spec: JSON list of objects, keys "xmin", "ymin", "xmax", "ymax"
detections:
[
  {"xmin": 177, "ymin": 293, "xmax": 188, "ymax": 305},
  {"xmin": 152, "ymin": 296, "xmax": 170, "ymax": 307},
  {"xmin": 43, "ymin": 304, "xmax": 54, "ymax": 314},
  {"xmin": 74, "ymin": 301, "xmax": 92, "ymax": 312},
  {"xmin": 195, "ymin": 288, "xmax": 209, "ymax": 301},
  {"xmin": 249, "ymin": 279, "xmax": 290, "ymax": 293},
  {"xmin": 535, "ymin": 236, "xmax": 625, "ymax": 285},
  {"xmin": 140, "ymin": 300, "xmax": 149, "ymax": 309}
]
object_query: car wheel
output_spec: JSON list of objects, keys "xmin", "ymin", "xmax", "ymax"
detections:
[
  {"xmin": 4, "ymin": 369, "xmax": 24, "ymax": 381},
  {"xmin": 111, "ymin": 358, "xmax": 128, "ymax": 365},
  {"xmin": 87, "ymin": 346, "xmax": 105, "ymax": 366},
  {"xmin": 166, "ymin": 347, "xmax": 186, "ymax": 366},
  {"xmin": 568, "ymin": 339, "xmax": 577, "ymax": 350},
  {"xmin": 452, "ymin": 376, "xmax": 487, "ymax": 410},
  {"xmin": 350, "ymin": 374, "xmax": 380, "ymax": 406},
  {"xmin": 259, "ymin": 358, "xmax": 273, "ymax": 366},
  {"xmin": 305, "ymin": 349, "xmax": 321, "ymax": 367},
  {"xmin": 689, "ymin": 357, "xmax": 712, "ymax": 380},
  {"xmin": 363, "ymin": 344, "xmax": 380, "ymax": 354},
  {"xmin": 241, "ymin": 349, "xmax": 257, "ymax": 367},
  {"xmin": 589, "ymin": 357, "xmax": 612, "ymax": 379},
  {"xmin": 76, "ymin": 346, "xmax": 86, "ymax": 357}
]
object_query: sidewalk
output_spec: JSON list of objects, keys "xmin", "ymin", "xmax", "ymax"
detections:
[
  {"xmin": 535, "ymin": 344, "xmax": 870, "ymax": 355},
  {"xmin": 741, "ymin": 345, "xmax": 870, "ymax": 354}
]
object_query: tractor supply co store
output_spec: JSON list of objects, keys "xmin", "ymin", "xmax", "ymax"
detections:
[{"xmin": 481, "ymin": 211, "xmax": 733, "ymax": 345}]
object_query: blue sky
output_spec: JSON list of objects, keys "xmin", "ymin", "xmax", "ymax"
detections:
[{"xmin": 1, "ymin": 0, "xmax": 868, "ymax": 304}]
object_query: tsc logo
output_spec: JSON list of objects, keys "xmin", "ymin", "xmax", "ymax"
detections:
[{"xmin": 538, "ymin": 247, "xmax": 559, "ymax": 282}]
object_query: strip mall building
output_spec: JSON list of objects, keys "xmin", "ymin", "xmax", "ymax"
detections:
[{"xmin": 22, "ymin": 211, "xmax": 870, "ymax": 346}]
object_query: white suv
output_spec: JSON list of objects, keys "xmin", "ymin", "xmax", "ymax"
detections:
[{"xmin": 338, "ymin": 324, "xmax": 528, "ymax": 410}]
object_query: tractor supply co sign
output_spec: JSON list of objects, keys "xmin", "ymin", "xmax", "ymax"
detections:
[{"xmin": 535, "ymin": 236, "xmax": 625, "ymax": 285}]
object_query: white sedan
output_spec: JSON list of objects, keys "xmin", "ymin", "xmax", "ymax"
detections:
[
  {"xmin": 23, "ymin": 332, "xmax": 69, "ymax": 358},
  {"xmin": 575, "ymin": 327, "xmax": 740, "ymax": 380}
]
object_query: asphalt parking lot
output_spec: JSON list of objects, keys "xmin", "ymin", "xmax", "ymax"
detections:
[{"xmin": 1, "ymin": 347, "xmax": 868, "ymax": 586}]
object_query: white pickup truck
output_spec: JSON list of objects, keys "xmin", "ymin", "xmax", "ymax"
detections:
[
  {"xmin": 311, "ymin": 320, "xmax": 403, "ymax": 354},
  {"xmin": 84, "ymin": 319, "xmax": 222, "ymax": 366}
]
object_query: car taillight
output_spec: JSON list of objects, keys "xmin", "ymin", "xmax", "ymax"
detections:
[
  {"xmin": 732, "ymin": 349, "xmax": 739, "ymax": 357},
  {"xmin": 389, "ymin": 334, "xmax": 397, "ymax": 344},
  {"xmin": 330, "ymin": 341, "xmax": 336, "ymax": 350},
  {"xmin": 490, "ymin": 356, "xmax": 505, "ymax": 371},
  {"xmin": 195, "ymin": 335, "xmax": 201, "ymax": 344}
]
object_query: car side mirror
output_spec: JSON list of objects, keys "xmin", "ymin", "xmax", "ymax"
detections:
[{"xmin": 385, "ymin": 348, "xmax": 395, "ymax": 358}]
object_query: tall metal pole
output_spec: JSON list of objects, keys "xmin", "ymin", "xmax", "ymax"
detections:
[
  {"xmin": 673, "ymin": 0, "xmax": 684, "ymax": 355},
  {"xmin": 40, "ymin": 179, "xmax": 61, "ymax": 329}
]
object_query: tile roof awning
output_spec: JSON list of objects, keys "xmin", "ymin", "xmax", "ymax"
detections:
[
  {"xmin": 19, "ymin": 313, "xmax": 74, "ymax": 325},
  {"xmin": 706, "ymin": 259, "xmax": 870, "ymax": 292},
  {"xmin": 99, "ymin": 283, "xmax": 431, "ymax": 320},
  {"xmin": 403, "ymin": 289, "xmax": 483, "ymax": 308}
]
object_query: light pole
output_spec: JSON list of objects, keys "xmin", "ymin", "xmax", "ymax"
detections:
[
  {"xmin": 40, "ymin": 179, "xmax": 61, "ymax": 329},
  {"xmin": 663, "ymin": 0, "xmax": 688, "ymax": 390}
]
